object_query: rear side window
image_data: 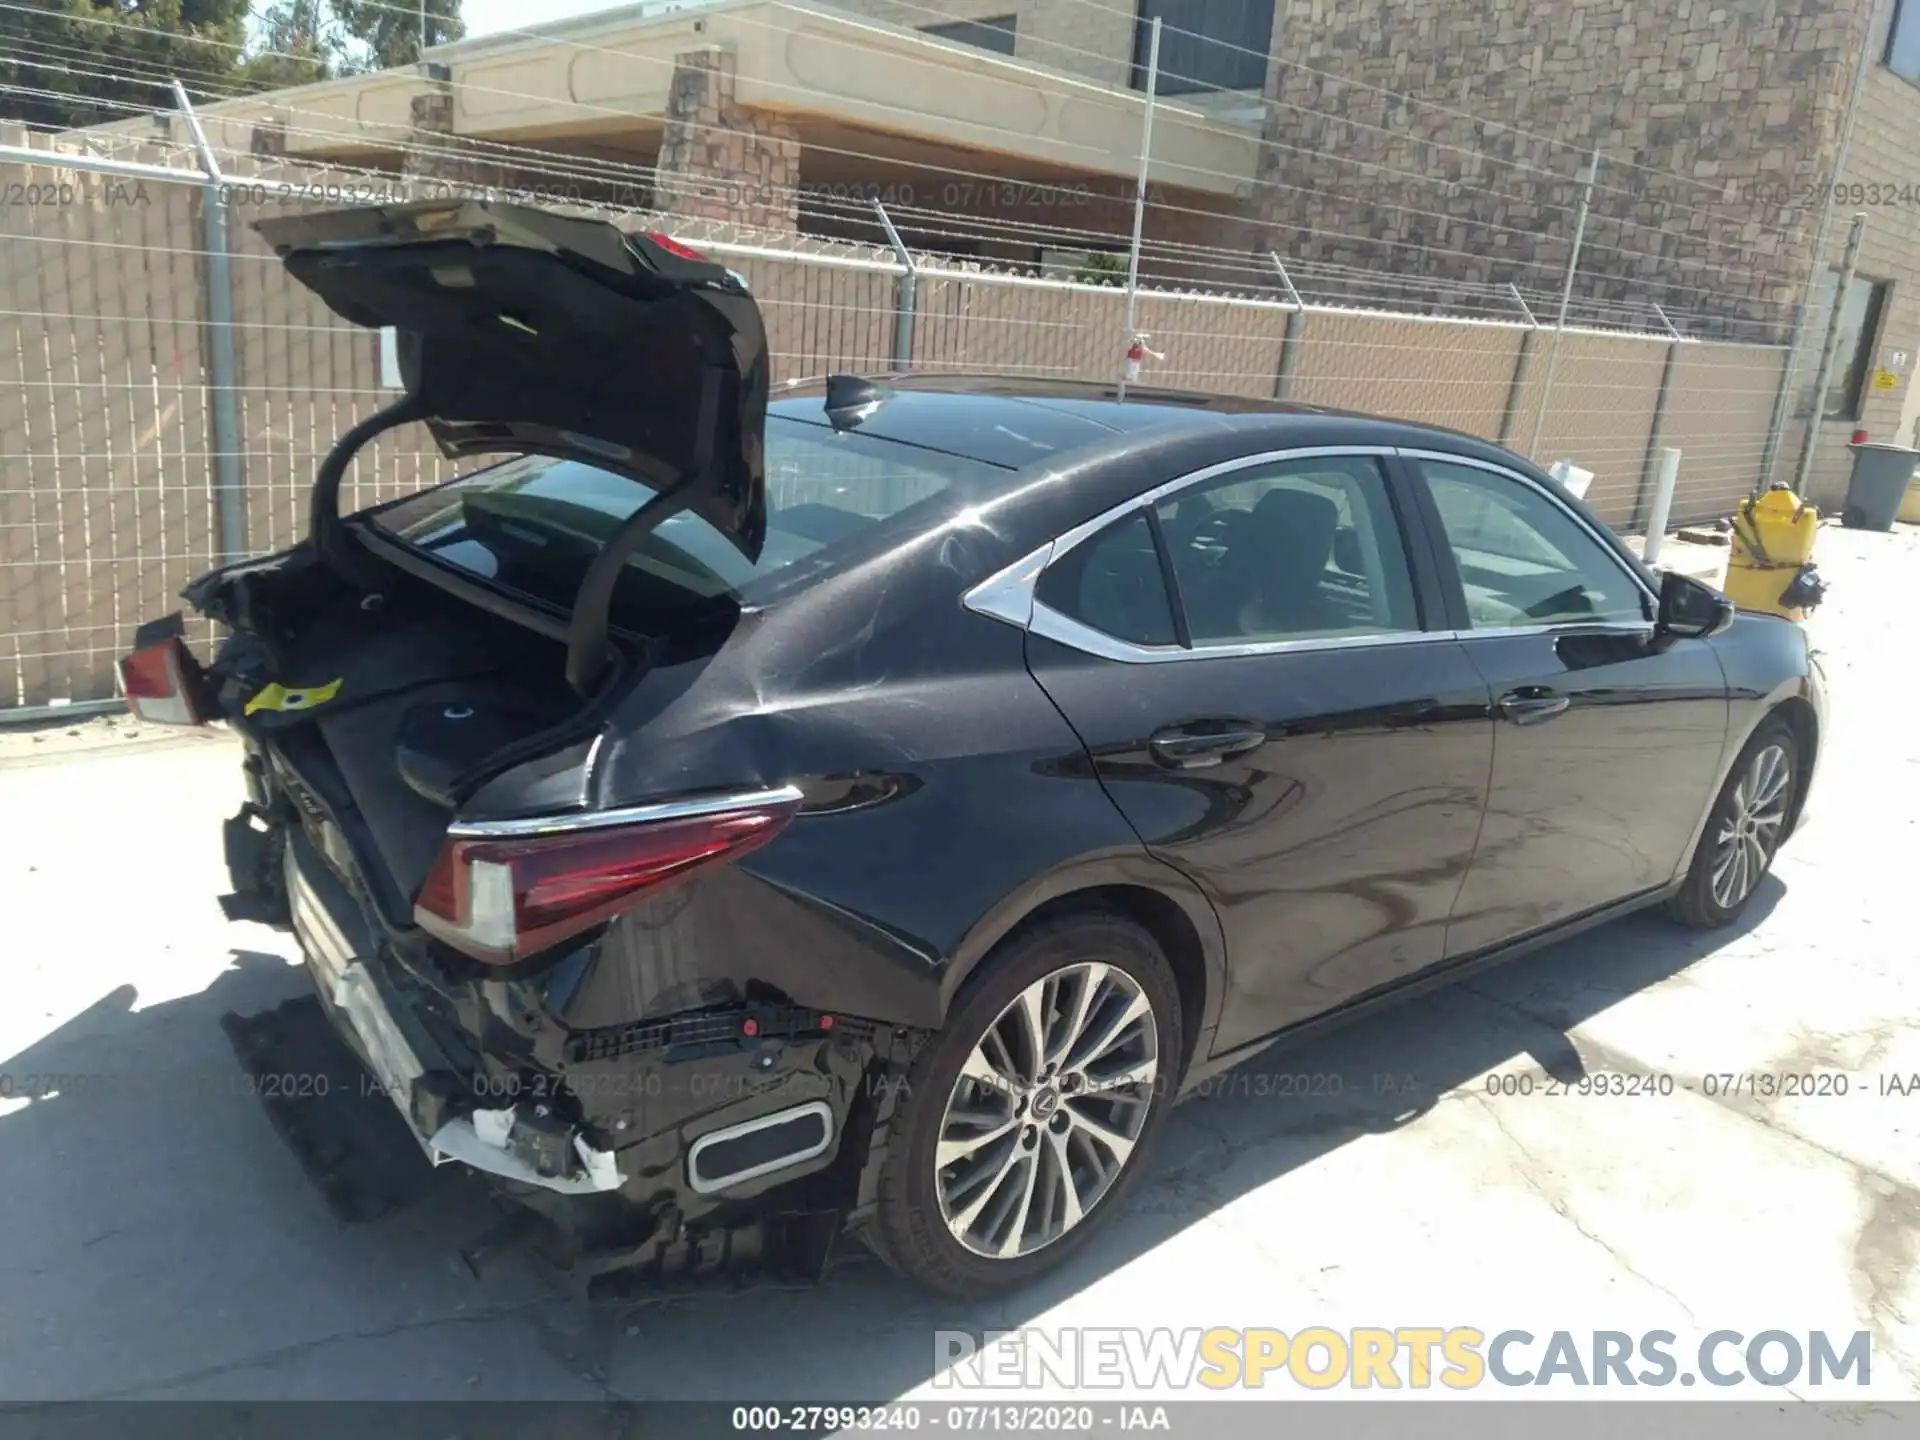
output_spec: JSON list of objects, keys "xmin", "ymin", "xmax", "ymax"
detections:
[
  {"xmin": 1035, "ymin": 511, "xmax": 1177, "ymax": 646},
  {"xmin": 369, "ymin": 417, "xmax": 1010, "ymax": 624},
  {"xmin": 1153, "ymin": 455, "xmax": 1418, "ymax": 645}
]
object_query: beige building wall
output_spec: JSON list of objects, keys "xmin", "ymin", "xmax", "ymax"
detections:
[
  {"xmin": 1784, "ymin": 0, "xmax": 1920, "ymax": 508},
  {"xmin": 829, "ymin": 0, "xmax": 1140, "ymax": 88}
]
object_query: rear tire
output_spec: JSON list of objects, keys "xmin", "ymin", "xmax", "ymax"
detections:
[
  {"xmin": 865, "ymin": 911, "xmax": 1182, "ymax": 1297},
  {"xmin": 1665, "ymin": 716, "xmax": 1799, "ymax": 929}
]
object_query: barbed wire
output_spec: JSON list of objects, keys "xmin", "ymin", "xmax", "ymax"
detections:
[
  {"xmin": 0, "ymin": 121, "xmax": 1800, "ymax": 345},
  {"xmin": 13, "ymin": 73, "xmax": 1807, "ymax": 333}
]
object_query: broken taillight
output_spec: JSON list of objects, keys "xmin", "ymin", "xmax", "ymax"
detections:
[
  {"xmin": 642, "ymin": 232, "xmax": 709, "ymax": 263},
  {"xmin": 116, "ymin": 637, "xmax": 205, "ymax": 726},
  {"xmin": 413, "ymin": 791, "xmax": 800, "ymax": 966}
]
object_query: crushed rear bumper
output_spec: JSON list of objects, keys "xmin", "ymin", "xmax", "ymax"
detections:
[
  {"xmin": 267, "ymin": 821, "xmax": 912, "ymax": 1291},
  {"xmin": 283, "ymin": 838, "xmax": 626, "ymax": 1195}
]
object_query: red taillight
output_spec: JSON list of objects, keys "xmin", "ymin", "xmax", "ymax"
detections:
[
  {"xmin": 413, "ymin": 792, "xmax": 799, "ymax": 965},
  {"xmin": 117, "ymin": 638, "xmax": 204, "ymax": 726},
  {"xmin": 643, "ymin": 231, "xmax": 709, "ymax": 262}
]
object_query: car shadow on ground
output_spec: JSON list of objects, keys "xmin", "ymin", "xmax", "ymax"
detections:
[{"xmin": 0, "ymin": 881, "xmax": 1781, "ymax": 1400}]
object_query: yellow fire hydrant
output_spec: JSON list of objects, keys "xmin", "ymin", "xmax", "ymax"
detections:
[
  {"xmin": 1899, "ymin": 470, "xmax": 1920, "ymax": 525},
  {"xmin": 1725, "ymin": 483, "xmax": 1825, "ymax": 621}
]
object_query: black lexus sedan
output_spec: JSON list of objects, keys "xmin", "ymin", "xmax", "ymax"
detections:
[{"xmin": 120, "ymin": 201, "xmax": 1825, "ymax": 1299}]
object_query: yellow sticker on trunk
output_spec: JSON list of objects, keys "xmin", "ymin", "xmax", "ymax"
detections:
[{"xmin": 244, "ymin": 679, "xmax": 343, "ymax": 716}]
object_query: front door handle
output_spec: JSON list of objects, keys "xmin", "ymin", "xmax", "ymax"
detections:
[
  {"xmin": 1496, "ymin": 687, "xmax": 1571, "ymax": 726},
  {"xmin": 1149, "ymin": 723, "xmax": 1268, "ymax": 769}
]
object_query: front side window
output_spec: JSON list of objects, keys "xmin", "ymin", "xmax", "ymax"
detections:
[
  {"xmin": 1416, "ymin": 459, "xmax": 1649, "ymax": 629},
  {"xmin": 1153, "ymin": 455, "xmax": 1418, "ymax": 645}
]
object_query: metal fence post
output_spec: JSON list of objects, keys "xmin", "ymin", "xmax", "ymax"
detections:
[
  {"xmin": 1641, "ymin": 447, "xmax": 1682, "ymax": 565},
  {"xmin": 1117, "ymin": 16, "xmax": 1161, "ymax": 400},
  {"xmin": 1527, "ymin": 149, "xmax": 1600, "ymax": 459},
  {"xmin": 1269, "ymin": 252, "xmax": 1305, "ymax": 401},
  {"xmin": 1497, "ymin": 282, "xmax": 1538, "ymax": 447},
  {"xmin": 1791, "ymin": 212, "xmax": 1868, "ymax": 499},
  {"xmin": 1635, "ymin": 303, "xmax": 1685, "ymax": 527},
  {"xmin": 172, "ymin": 81, "xmax": 247, "ymax": 565},
  {"xmin": 873, "ymin": 201, "xmax": 916, "ymax": 373}
]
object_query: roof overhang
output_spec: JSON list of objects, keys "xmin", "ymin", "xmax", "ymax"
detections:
[{"xmin": 69, "ymin": 0, "xmax": 1259, "ymax": 195}]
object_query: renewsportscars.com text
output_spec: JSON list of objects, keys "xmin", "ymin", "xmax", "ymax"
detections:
[{"xmin": 934, "ymin": 1327, "xmax": 1873, "ymax": 1390}]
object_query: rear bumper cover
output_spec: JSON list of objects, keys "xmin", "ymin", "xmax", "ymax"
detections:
[
  {"xmin": 274, "ymin": 823, "xmax": 902, "ymax": 1268},
  {"xmin": 284, "ymin": 830, "xmax": 628, "ymax": 1194}
]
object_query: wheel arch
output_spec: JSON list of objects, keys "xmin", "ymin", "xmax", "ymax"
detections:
[
  {"xmin": 940, "ymin": 857, "xmax": 1226, "ymax": 1075},
  {"xmin": 1768, "ymin": 693, "xmax": 1819, "ymax": 837},
  {"xmin": 1674, "ymin": 677, "xmax": 1821, "ymax": 886}
]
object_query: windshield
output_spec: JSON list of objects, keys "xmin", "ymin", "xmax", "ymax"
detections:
[{"xmin": 369, "ymin": 417, "xmax": 1012, "ymax": 625}]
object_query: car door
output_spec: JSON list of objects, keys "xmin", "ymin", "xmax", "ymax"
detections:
[
  {"xmin": 1399, "ymin": 450, "xmax": 1730, "ymax": 956},
  {"xmin": 1017, "ymin": 448, "xmax": 1494, "ymax": 1053}
]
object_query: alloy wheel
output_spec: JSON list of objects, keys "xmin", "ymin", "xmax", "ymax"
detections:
[
  {"xmin": 933, "ymin": 962, "xmax": 1160, "ymax": 1259},
  {"xmin": 1710, "ymin": 742, "xmax": 1792, "ymax": 910}
]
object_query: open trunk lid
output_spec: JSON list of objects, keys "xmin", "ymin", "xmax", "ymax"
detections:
[{"xmin": 254, "ymin": 199, "xmax": 771, "ymax": 560}]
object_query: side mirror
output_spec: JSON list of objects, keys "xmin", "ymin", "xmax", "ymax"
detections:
[{"xmin": 1654, "ymin": 569, "xmax": 1734, "ymax": 641}]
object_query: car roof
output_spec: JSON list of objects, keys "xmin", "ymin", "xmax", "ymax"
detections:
[{"xmin": 766, "ymin": 373, "xmax": 1491, "ymax": 471}]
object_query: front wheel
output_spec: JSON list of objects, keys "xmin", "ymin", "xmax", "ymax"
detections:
[
  {"xmin": 1666, "ymin": 717, "xmax": 1799, "ymax": 928},
  {"xmin": 865, "ymin": 912, "xmax": 1182, "ymax": 1296}
]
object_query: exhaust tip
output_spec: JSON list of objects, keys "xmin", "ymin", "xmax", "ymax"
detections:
[{"xmin": 687, "ymin": 1102, "xmax": 834, "ymax": 1195}]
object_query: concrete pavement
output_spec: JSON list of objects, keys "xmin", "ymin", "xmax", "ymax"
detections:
[{"xmin": 0, "ymin": 522, "xmax": 1915, "ymax": 1405}]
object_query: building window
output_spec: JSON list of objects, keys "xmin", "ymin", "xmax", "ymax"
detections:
[
  {"xmin": 1799, "ymin": 271, "xmax": 1890, "ymax": 420},
  {"xmin": 1132, "ymin": 0, "xmax": 1275, "ymax": 94},
  {"xmin": 1888, "ymin": 0, "xmax": 1920, "ymax": 85},
  {"xmin": 919, "ymin": 15, "xmax": 1018, "ymax": 55}
]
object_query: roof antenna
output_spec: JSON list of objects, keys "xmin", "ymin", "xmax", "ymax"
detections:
[{"xmin": 824, "ymin": 374, "xmax": 887, "ymax": 431}]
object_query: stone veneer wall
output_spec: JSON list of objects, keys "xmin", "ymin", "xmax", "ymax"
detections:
[
  {"xmin": 401, "ymin": 83, "xmax": 514, "ymax": 188},
  {"xmin": 655, "ymin": 48, "xmax": 802, "ymax": 235},
  {"xmin": 1253, "ymin": 0, "xmax": 1877, "ymax": 339}
]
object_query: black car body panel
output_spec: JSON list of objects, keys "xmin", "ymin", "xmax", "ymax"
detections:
[
  {"xmin": 1438, "ymin": 627, "xmax": 1731, "ymax": 954},
  {"xmin": 256, "ymin": 200, "xmax": 772, "ymax": 560},
  {"xmin": 1027, "ymin": 630, "xmax": 1497, "ymax": 1049},
  {"xmin": 150, "ymin": 225, "xmax": 1825, "ymax": 1289}
]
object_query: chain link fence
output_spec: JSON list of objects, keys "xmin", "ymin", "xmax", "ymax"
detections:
[{"xmin": 1, "ymin": 135, "xmax": 1797, "ymax": 714}]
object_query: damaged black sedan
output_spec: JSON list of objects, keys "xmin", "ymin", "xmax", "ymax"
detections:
[{"xmin": 121, "ymin": 200, "xmax": 1825, "ymax": 1299}]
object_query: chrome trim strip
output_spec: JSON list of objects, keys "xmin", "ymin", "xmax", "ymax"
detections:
[
  {"xmin": 1457, "ymin": 621, "xmax": 1657, "ymax": 642},
  {"xmin": 448, "ymin": 784, "xmax": 805, "ymax": 840},
  {"xmin": 686, "ymin": 1100, "xmax": 836, "ymax": 1195},
  {"xmin": 1392, "ymin": 447, "xmax": 1660, "ymax": 610},
  {"xmin": 1030, "ymin": 600, "xmax": 1443, "ymax": 665},
  {"xmin": 961, "ymin": 543, "xmax": 1053, "ymax": 630}
]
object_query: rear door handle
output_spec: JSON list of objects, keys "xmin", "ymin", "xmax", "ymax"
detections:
[
  {"xmin": 1496, "ymin": 687, "xmax": 1570, "ymax": 726},
  {"xmin": 1149, "ymin": 723, "xmax": 1268, "ymax": 769}
]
